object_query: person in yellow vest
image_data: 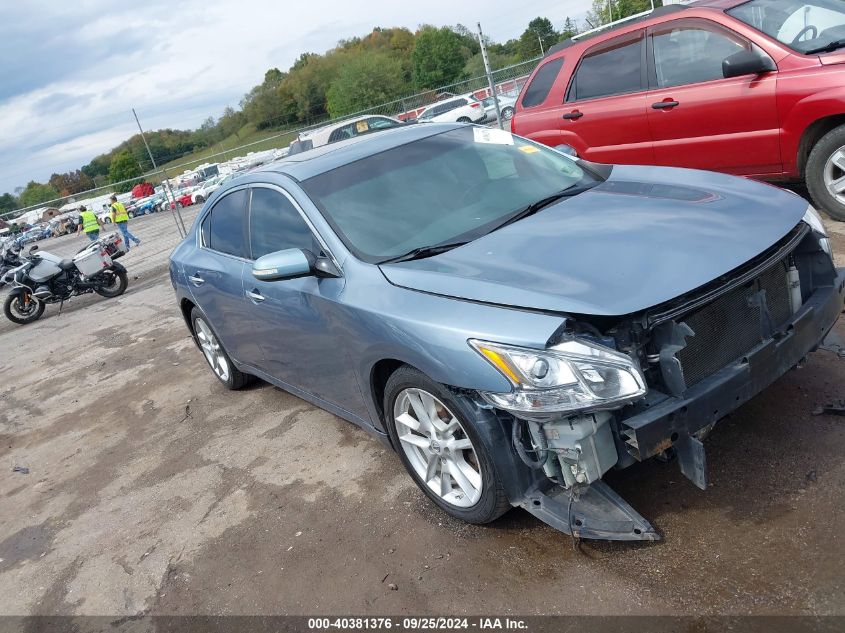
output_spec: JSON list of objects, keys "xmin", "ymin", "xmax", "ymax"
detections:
[
  {"xmin": 109, "ymin": 195, "xmax": 141, "ymax": 251},
  {"xmin": 75, "ymin": 205, "xmax": 103, "ymax": 242}
]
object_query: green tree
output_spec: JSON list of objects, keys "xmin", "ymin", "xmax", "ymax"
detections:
[
  {"xmin": 0, "ymin": 192, "xmax": 18, "ymax": 214},
  {"xmin": 18, "ymin": 181, "xmax": 59, "ymax": 208},
  {"xmin": 217, "ymin": 106, "xmax": 247, "ymax": 139},
  {"xmin": 81, "ymin": 155, "xmax": 111, "ymax": 180},
  {"xmin": 326, "ymin": 52, "xmax": 406, "ymax": 117},
  {"xmin": 108, "ymin": 150, "xmax": 143, "ymax": 193},
  {"xmin": 585, "ymin": 0, "xmax": 660, "ymax": 29},
  {"xmin": 412, "ymin": 27, "xmax": 470, "ymax": 89},
  {"xmin": 517, "ymin": 17, "xmax": 558, "ymax": 60},
  {"xmin": 560, "ymin": 17, "xmax": 579, "ymax": 41},
  {"xmin": 241, "ymin": 68, "xmax": 288, "ymax": 129},
  {"xmin": 463, "ymin": 50, "xmax": 517, "ymax": 78}
]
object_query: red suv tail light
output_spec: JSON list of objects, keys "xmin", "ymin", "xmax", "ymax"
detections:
[{"xmin": 470, "ymin": 103, "xmax": 480, "ymax": 108}]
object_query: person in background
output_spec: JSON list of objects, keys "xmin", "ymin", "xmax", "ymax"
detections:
[
  {"xmin": 109, "ymin": 195, "xmax": 141, "ymax": 251},
  {"xmin": 76, "ymin": 205, "xmax": 103, "ymax": 241}
]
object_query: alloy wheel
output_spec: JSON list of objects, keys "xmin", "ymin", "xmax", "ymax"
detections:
[
  {"xmin": 10, "ymin": 296, "xmax": 41, "ymax": 319},
  {"xmin": 824, "ymin": 146, "xmax": 845, "ymax": 205},
  {"xmin": 393, "ymin": 388, "xmax": 482, "ymax": 508},
  {"xmin": 195, "ymin": 317, "xmax": 230, "ymax": 382}
]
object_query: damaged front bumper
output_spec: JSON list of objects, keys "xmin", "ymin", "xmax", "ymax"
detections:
[{"xmin": 503, "ymin": 267, "xmax": 845, "ymax": 542}]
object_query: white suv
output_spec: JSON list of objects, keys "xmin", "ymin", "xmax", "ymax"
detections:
[{"xmin": 417, "ymin": 96, "xmax": 487, "ymax": 124}]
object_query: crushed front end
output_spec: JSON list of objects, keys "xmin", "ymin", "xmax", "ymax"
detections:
[{"xmin": 475, "ymin": 213, "xmax": 844, "ymax": 541}]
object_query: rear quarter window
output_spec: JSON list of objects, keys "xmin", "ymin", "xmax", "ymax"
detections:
[{"xmin": 520, "ymin": 57, "xmax": 565, "ymax": 108}]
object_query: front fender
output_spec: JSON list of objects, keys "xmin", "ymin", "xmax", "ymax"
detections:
[
  {"xmin": 109, "ymin": 261, "xmax": 127, "ymax": 274},
  {"xmin": 781, "ymin": 83, "xmax": 845, "ymax": 174}
]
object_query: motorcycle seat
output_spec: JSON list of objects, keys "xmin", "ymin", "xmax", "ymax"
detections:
[{"xmin": 59, "ymin": 259, "xmax": 76, "ymax": 270}]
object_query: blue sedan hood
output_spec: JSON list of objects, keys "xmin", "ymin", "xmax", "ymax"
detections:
[{"xmin": 380, "ymin": 165, "xmax": 808, "ymax": 316}]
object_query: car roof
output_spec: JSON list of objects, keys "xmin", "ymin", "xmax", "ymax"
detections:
[
  {"xmin": 256, "ymin": 122, "xmax": 461, "ymax": 181},
  {"xmin": 543, "ymin": 1, "xmax": 745, "ymax": 56}
]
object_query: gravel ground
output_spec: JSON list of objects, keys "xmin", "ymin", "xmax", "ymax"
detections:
[{"xmin": 0, "ymin": 203, "xmax": 844, "ymax": 617}]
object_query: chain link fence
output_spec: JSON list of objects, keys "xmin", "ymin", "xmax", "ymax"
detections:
[{"xmin": 0, "ymin": 57, "xmax": 540, "ymax": 227}]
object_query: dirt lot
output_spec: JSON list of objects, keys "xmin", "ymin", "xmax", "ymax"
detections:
[{"xmin": 1, "ymin": 205, "xmax": 844, "ymax": 617}]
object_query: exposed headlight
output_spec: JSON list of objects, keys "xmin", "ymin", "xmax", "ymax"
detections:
[
  {"xmin": 469, "ymin": 338, "xmax": 647, "ymax": 415},
  {"xmin": 803, "ymin": 205, "xmax": 831, "ymax": 256}
]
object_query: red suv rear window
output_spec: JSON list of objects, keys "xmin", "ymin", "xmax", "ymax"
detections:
[{"xmin": 520, "ymin": 58, "xmax": 565, "ymax": 108}]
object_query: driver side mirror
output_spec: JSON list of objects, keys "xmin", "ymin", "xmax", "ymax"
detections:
[
  {"xmin": 252, "ymin": 248, "xmax": 340, "ymax": 282},
  {"xmin": 722, "ymin": 49, "xmax": 776, "ymax": 79}
]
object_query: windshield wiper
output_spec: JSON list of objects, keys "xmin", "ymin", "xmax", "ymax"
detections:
[
  {"xmin": 487, "ymin": 183, "xmax": 596, "ymax": 234},
  {"xmin": 380, "ymin": 241, "xmax": 469, "ymax": 264},
  {"xmin": 805, "ymin": 39, "xmax": 845, "ymax": 54}
]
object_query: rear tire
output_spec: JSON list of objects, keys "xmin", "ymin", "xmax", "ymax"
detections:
[
  {"xmin": 195, "ymin": 195, "xmax": 205, "ymax": 204},
  {"xmin": 94, "ymin": 270, "xmax": 128, "ymax": 298},
  {"xmin": 501, "ymin": 106, "xmax": 514, "ymax": 120},
  {"xmin": 383, "ymin": 365, "xmax": 510, "ymax": 525},
  {"xmin": 4, "ymin": 292, "xmax": 45, "ymax": 325},
  {"xmin": 190, "ymin": 308, "xmax": 253, "ymax": 390},
  {"xmin": 457, "ymin": 117, "xmax": 471, "ymax": 123},
  {"xmin": 806, "ymin": 124, "xmax": 845, "ymax": 221}
]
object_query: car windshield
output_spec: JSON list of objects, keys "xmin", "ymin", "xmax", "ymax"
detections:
[
  {"xmin": 418, "ymin": 107, "xmax": 438, "ymax": 121},
  {"xmin": 302, "ymin": 126, "xmax": 598, "ymax": 263},
  {"xmin": 728, "ymin": 0, "xmax": 845, "ymax": 53}
]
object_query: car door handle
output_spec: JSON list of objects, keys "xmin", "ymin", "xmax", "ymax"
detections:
[
  {"xmin": 562, "ymin": 111, "xmax": 583, "ymax": 120},
  {"xmin": 188, "ymin": 274, "xmax": 205, "ymax": 286},
  {"xmin": 652, "ymin": 100, "xmax": 679, "ymax": 110},
  {"xmin": 246, "ymin": 289, "xmax": 265, "ymax": 303}
]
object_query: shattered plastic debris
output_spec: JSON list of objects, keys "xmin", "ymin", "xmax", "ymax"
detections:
[{"xmin": 12, "ymin": 466, "xmax": 30, "ymax": 474}]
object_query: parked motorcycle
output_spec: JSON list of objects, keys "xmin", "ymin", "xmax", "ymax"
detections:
[
  {"xmin": 0, "ymin": 239, "xmax": 22, "ymax": 287},
  {"xmin": 1, "ymin": 233, "xmax": 129, "ymax": 325}
]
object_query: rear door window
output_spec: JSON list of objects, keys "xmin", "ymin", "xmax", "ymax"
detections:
[
  {"xmin": 521, "ymin": 57, "xmax": 565, "ymax": 108},
  {"xmin": 206, "ymin": 189, "xmax": 248, "ymax": 258},
  {"xmin": 570, "ymin": 31, "xmax": 645, "ymax": 101}
]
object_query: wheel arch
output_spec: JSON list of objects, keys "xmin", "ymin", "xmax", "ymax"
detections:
[
  {"xmin": 369, "ymin": 358, "xmax": 410, "ymax": 433},
  {"xmin": 180, "ymin": 297, "xmax": 197, "ymax": 335},
  {"xmin": 797, "ymin": 114, "xmax": 845, "ymax": 177}
]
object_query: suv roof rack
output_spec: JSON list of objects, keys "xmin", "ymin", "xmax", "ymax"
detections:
[{"xmin": 545, "ymin": 4, "xmax": 690, "ymax": 57}]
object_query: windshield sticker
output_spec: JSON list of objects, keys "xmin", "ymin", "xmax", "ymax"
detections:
[
  {"xmin": 473, "ymin": 127, "xmax": 514, "ymax": 145},
  {"xmin": 518, "ymin": 145, "xmax": 540, "ymax": 154},
  {"xmin": 356, "ymin": 120, "xmax": 369, "ymax": 133}
]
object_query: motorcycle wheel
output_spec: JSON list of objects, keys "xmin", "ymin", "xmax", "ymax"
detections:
[
  {"xmin": 94, "ymin": 269, "xmax": 128, "ymax": 298},
  {"xmin": 4, "ymin": 292, "xmax": 45, "ymax": 325}
]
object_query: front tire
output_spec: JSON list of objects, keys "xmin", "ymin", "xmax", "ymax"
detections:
[
  {"xmin": 456, "ymin": 116, "xmax": 471, "ymax": 123},
  {"xmin": 195, "ymin": 195, "xmax": 205, "ymax": 204},
  {"xmin": 94, "ymin": 270, "xmax": 128, "ymax": 297},
  {"xmin": 4, "ymin": 292, "xmax": 45, "ymax": 325},
  {"xmin": 806, "ymin": 124, "xmax": 845, "ymax": 221},
  {"xmin": 384, "ymin": 366, "xmax": 509, "ymax": 524},
  {"xmin": 190, "ymin": 308, "xmax": 253, "ymax": 389},
  {"xmin": 501, "ymin": 106, "xmax": 514, "ymax": 120}
]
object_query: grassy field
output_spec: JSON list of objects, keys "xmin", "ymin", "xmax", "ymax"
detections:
[{"xmin": 147, "ymin": 124, "xmax": 299, "ymax": 183}]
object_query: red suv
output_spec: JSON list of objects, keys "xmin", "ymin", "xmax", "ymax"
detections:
[{"xmin": 511, "ymin": 0, "xmax": 845, "ymax": 219}]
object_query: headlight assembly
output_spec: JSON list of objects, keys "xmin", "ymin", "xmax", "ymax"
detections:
[
  {"xmin": 469, "ymin": 338, "xmax": 647, "ymax": 415},
  {"xmin": 803, "ymin": 205, "xmax": 831, "ymax": 256}
]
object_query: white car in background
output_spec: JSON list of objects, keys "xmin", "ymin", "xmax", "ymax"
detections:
[
  {"xmin": 291, "ymin": 115, "xmax": 404, "ymax": 154},
  {"xmin": 480, "ymin": 93, "xmax": 518, "ymax": 121},
  {"xmin": 417, "ymin": 96, "xmax": 487, "ymax": 124},
  {"xmin": 191, "ymin": 174, "xmax": 234, "ymax": 204}
]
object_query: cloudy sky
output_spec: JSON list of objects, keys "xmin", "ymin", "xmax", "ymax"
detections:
[{"xmin": 0, "ymin": 0, "xmax": 592, "ymax": 194}]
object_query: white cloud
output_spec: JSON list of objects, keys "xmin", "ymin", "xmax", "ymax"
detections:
[{"xmin": 0, "ymin": 0, "xmax": 592, "ymax": 192}]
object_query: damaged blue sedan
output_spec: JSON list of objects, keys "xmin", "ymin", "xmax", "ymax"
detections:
[{"xmin": 170, "ymin": 123, "xmax": 845, "ymax": 541}]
